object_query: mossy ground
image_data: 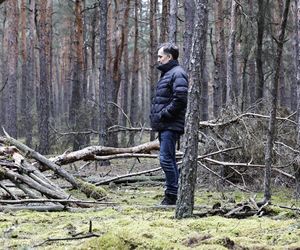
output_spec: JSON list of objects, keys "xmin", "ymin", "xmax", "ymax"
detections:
[{"xmin": 0, "ymin": 186, "xmax": 299, "ymax": 250}]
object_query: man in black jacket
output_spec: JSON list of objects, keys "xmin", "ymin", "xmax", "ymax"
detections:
[{"xmin": 150, "ymin": 43, "xmax": 188, "ymax": 205}]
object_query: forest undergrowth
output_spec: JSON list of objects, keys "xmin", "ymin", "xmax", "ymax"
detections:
[{"xmin": 1, "ymin": 185, "xmax": 299, "ymax": 250}]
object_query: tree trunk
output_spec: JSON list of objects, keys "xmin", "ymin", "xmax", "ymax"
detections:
[
  {"xmin": 5, "ymin": 0, "xmax": 19, "ymax": 138},
  {"xmin": 168, "ymin": 0, "xmax": 177, "ymax": 43},
  {"xmin": 248, "ymin": 0, "xmax": 256, "ymax": 107},
  {"xmin": 183, "ymin": 0, "xmax": 195, "ymax": 72},
  {"xmin": 176, "ymin": 0, "xmax": 208, "ymax": 219},
  {"xmin": 119, "ymin": 0, "xmax": 131, "ymax": 146},
  {"xmin": 20, "ymin": 0, "xmax": 27, "ymax": 138},
  {"xmin": 264, "ymin": 0, "xmax": 290, "ymax": 203},
  {"xmin": 226, "ymin": 0, "xmax": 238, "ymax": 105},
  {"xmin": 295, "ymin": 0, "xmax": 300, "ymax": 197},
  {"xmin": 160, "ymin": 0, "xmax": 169, "ymax": 43},
  {"xmin": 149, "ymin": 0, "xmax": 158, "ymax": 141},
  {"xmin": 69, "ymin": 0, "xmax": 87, "ymax": 150},
  {"xmin": 25, "ymin": 0, "xmax": 35, "ymax": 147},
  {"xmin": 0, "ymin": 6, "xmax": 7, "ymax": 133},
  {"xmin": 129, "ymin": 0, "xmax": 140, "ymax": 146},
  {"xmin": 99, "ymin": 0, "xmax": 109, "ymax": 146},
  {"xmin": 256, "ymin": 0, "xmax": 269, "ymax": 103}
]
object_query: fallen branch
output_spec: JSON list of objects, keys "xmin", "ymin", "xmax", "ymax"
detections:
[
  {"xmin": 203, "ymin": 158, "xmax": 295, "ymax": 180},
  {"xmin": 2, "ymin": 130, "xmax": 107, "ymax": 200},
  {"xmin": 197, "ymin": 161, "xmax": 251, "ymax": 193},
  {"xmin": 95, "ymin": 167, "xmax": 162, "ymax": 186},
  {"xmin": 52, "ymin": 140, "xmax": 160, "ymax": 165},
  {"xmin": 0, "ymin": 199, "xmax": 117, "ymax": 205},
  {"xmin": 0, "ymin": 204, "xmax": 66, "ymax": 212},
  {"xmin": 0, "ymin": 182, "xmax": 18, "ymax": 200},
  {"xmin": 34, "ymin": 220, "xmax": 100, "ymax": 247}
]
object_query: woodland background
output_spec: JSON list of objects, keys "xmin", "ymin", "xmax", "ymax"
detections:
[{"xmin": 1, "ymin": 0, "xmax": 300, "ymax": 199}]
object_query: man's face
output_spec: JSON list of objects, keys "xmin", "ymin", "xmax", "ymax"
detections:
[{"xmin": 157, "ymin": 47, "xmax": 172, "ymax": 65}]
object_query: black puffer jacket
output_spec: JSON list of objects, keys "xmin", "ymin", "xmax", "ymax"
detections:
[{"xmin": 150, "ymin": 60, "xmax": 188, "ymax": 134}]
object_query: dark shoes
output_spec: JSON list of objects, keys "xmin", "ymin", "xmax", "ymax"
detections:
[{"xmin": 160, "ymin": 193, "xmax": 177, "ymax": 205}]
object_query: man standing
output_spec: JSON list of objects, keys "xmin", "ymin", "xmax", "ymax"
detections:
[{"xmin": 150, "ymin": 43, "xmax": 188, "ymax": 205}]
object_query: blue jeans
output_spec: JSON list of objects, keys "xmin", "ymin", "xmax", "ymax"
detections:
[{"xmin": 159, "ymin": 130, "xmax": 179, "ymax": 195}]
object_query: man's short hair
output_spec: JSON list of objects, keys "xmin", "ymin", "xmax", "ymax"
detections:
[{"xmin": 159, "ymin": 42, "xmax": 179, "ymax": 60}]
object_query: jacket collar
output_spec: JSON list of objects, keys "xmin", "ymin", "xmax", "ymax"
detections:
[{"xmin": 157, "ymin": 60, "xmax": 179, "ymax": 76}]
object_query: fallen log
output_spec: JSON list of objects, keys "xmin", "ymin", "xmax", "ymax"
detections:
[
  {"xmin": 51, "ymin": 140, "xmax": 160, "ymax": 165},
  {"xmin": 0, "ymin": 205, "xmax": 66, "ymax": 212},
  {"xmin": 0, "ymin": 199, "xmax": 117, "ymax": 206},
  {"xmin": 2, "ymin": 131, "xmax": 107, "ymax": 200},
  {"xmin": 0, "ymin": 166, "xmax": 68, "ymax": 199}
]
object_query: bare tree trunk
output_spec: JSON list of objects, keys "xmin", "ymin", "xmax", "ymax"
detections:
[
  {"xmin": 149, "ymin": 0, "xmax": 158, "ymax": 141},
  {"xmin": 20, "ymin": 0, "xmax": 27, "ymax": 138},
  {"xmin": 295, "ymin": 0, "xmax": 300, "ymax": 197},
  {"xmin": 37, "ymin": 0, "xmax": 50, "ymax": 154},
  {"xmin": 183, "ymin": 0, "xmax": 195, "ymax": 72},
  {"xmin": 0, "ymin": 7, "xmax": 6, "ymax": 131},
  {"xmin": 226, "ymin": 0, "xmax": 238, "ymax": 105},
  {"xmin": 264, "ymin": 0, "xmax": 290, "ymax": 203},
  {"xmin": 248, "ymin": 0, "xmax": 256, "ymax": 107},
  {"xmin": 120, "ymin": 0, "xmax": 131, "ymax": 146},
  {"xmin": 99, "ymin": 0, "xmax": 108, "ymax": 146},
  {"xmin": 25, "ymin": 0, "xmax": 35, "ymax": 147},
  {"xmin": 168, "ymin": 0, "xmax": 177, "ymax": 43},
  {"xmin": 5, "ymin": 0, "xmax": 19, "ymax": 138},
  {"xmin": 176, "ymin": 0, "xmax": 208, "ymax": 219},
  {"xmin": 256, "ymin": 0, "xmax": 269, "ymax": 103},
  {"xmin": 129, "ymin": 0, "xmax": 140, "ymax": 146},
  {"xmin": 69, "ymin": 0, "xmax": 87, "ymax": 150},
  {"xmin": 213, "ymin": 0, "xmax": 227, "ymax": 115},
  {"xmin": 160, "ymin": 0, "xmax": 169, "ymax": 43}
]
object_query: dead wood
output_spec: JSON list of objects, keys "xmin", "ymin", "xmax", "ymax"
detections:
[
  {"xmin": 0, "ymin": 166, "xmax": 68, "ymax": 199},
  {"xmin": 34, "ymin": 220, "xmax": 100, "ymax": 247},
  {"xmin": 198, "ymin": 112, "xmax": 297, "ymax": 129},
  {"xmin": 202, "ymin": 158, "xmax": 295, "ymax": 180},
  {"xmin": 95, "ymin": 167, "xmax": 162, "ymax": 185},
  {"xmin": 2, "ymin": 131, "xmax": 106, "ymax": 200},
  {"xmin": 0, "ymin": 182, "xmax": 18, "ymax": 200},
  {"xmin": 0, "ymin": 205, "xmax": 66, "ymax": 212},
  {"xmin": 94, "ymin": 153, "xmax": 159, "ymax": 161},
  {"xmin": 0, "ymin": 199, "xmax": 117, "ymax": 206},
  {"xmin": 197, "ymin": 161, "xmax": 251, "ymax": 192},
  {"xmin": 51, "ymin": 140, "xmax": 159, "ymax": 165}
]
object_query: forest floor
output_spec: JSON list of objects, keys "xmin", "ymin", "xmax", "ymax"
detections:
[
  {"xmin": 1, "ymin": 186, "xmax": 300, "ymax": 249},
  {"xmin": 0, "ymin": 158, "xmax": 300, "ymax": 249}
]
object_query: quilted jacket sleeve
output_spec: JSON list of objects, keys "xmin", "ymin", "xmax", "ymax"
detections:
[{"xmin": 161, "ymin": 71, "xmax": 188, "ymax": 119}]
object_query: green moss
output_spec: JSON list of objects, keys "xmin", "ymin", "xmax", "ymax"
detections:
[
  {"xmin": 0, "ymin": 187, "xmax": 299, "ymax": 249},
  {"xmin": 76, "ymin": 178, "xmax": 107, "ymax": 199}
]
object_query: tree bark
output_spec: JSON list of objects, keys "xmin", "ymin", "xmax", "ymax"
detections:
[
  {"xmin": 256, "ymin": 0, "xmax": 269, "ymax": 103},
  {"xmin": 168, "ymin": 0, "xmax": 177, "ymax": 43},
  {"xmin": 295, "ymin": 0, "xmax": 300, "ymax": 197},
  {"xmin": 160, "ymin": 0, "xmax": 169, "ymax": 43},
  {"xmin": 176, "ymin": 0, "xmax": 208, "ymax": 219},
  {"xmin": 25, "ymin": 0, "xmax": 35, "ymax": 147},
  {"xmin": 264, "ymin": 0, "xmax": 290, "ymax": 203},
  {"xmin": 129, "ymin": 0, "xmax": 140, "ymax": 146},
  {"xmin": 183, "ymin": 0, "xmax": 195, "ymax": 72},
  {"xmin": 5, "ymin": 0, "xmax": 19, "ymax": 138},
  {"xmin": 99, "ymin": 0, "xmax": 109, "ymax": 146},
  {"xmin": 69, "ymin": 0, "xmax": 87, "ymax": 150},
  {"xmin": 226, "ymin": 0, "xmax": 238, "ymax": 105},
  {"xmin": 149, "ymin": 0, "xmax": 158, "ymax": 141},
  {"xmin": 37, "ymin": 0, "xmax": 50, "ymax": 154},
  {"xmin": 20, "ymin": 0, "xmax": 28, "ymax": 138}
]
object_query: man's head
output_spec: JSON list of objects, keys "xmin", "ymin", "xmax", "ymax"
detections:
[{"xmin": 157, "ymin": 43, "xmax": 179, "ymax": 65}]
